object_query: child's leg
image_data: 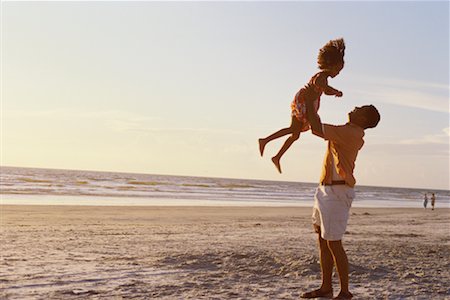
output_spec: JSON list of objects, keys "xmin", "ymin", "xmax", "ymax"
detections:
[
  {"xmin": 271, "ymin": 117, "xmax": 302, "ymax": 173},
  {"xmin": 259, "ymin": 116, "xmax": 298, "ymax": 156}
]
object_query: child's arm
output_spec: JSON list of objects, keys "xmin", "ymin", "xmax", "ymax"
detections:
[{"xmin": 314, "ymin": 73, "xmax": 343, "ymax": 97}]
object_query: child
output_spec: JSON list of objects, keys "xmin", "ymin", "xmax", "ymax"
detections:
[{"xmin": 259, "ymin": 38, "xmax": 346, "ymax": 173}]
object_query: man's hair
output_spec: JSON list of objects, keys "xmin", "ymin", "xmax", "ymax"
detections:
[{"xmin": 364, "ymin": 105, "xmax": 380, "ymax": 129}]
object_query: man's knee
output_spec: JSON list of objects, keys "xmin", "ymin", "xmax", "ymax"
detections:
[{"xmin": 327, "ymin": 240, "xmax": 343, "ymax": 252}]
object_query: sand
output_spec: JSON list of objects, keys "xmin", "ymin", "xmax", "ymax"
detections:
[{"xmin": 1, "ymin": 205, "xmax": 449, "ymax": 299}]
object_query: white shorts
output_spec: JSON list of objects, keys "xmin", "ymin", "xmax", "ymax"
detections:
[{"xmin": 312, "ymin": 185, "xmax": 355, "ymax": 241}]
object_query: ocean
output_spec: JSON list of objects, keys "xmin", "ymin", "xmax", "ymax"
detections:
[{"xmin": 1, "ymin": 166, "xmax": 449, "ymax": 208}]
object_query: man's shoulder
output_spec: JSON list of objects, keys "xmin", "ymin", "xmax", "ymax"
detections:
[
  {"xmin": 324, "ymin": 123, "xmax": 364, "ymax": 135},
  {"xmin": 323, "ymin": 123, "xmax": 365, "ymax": 146}
]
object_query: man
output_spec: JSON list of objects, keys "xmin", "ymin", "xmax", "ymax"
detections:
[
  {"xmin": 301, "ymin": 85, "xmax": 380, "ymax": 299},
  {"xmin": 431, "ymin": 193, "xmax": 436, "ymax": 210}
]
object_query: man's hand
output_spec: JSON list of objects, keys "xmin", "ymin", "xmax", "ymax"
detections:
[{"xmin": 335, "ymin": 91, "xmax": 343, "ymax": 97}]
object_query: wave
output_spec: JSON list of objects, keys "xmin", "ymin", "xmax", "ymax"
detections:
[
  {"xmin": 1, "ymin": 166, "xmax": 449, "ymax": 207},
  {"xmin": 18, "ymin": 177, "xmax": 53, "ymax": 184},
  {"xmin": 127, "ymin": 181, "xmax": 167, "ymax": 186}
]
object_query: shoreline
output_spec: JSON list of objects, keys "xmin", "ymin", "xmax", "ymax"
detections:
[
  {"xmin": 2, "ymin": 204, "xmax": 449, "ymax": 209},
  {"xmin": 2, "ymin": 194, "xmax": 447, "ymax": 208},
  {"xmin": 2, "ymin": 205, "xmax": 449, "ymax": 215}
]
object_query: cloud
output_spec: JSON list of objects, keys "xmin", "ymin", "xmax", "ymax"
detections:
[
  {"xmin": 365, "ymin": 142, "xmax": 449, "ymax": 158},
  {"xmin": 346, "ymin": 75, "xmax": 449, "ymax": 113},
  {"xmin": 398, "ymin": 127, "xmax": 450, "ymax": 145},
  {"xmin": 4, "ymin": 109, "xmax": 159, "ymax": 122},
  {"xmin": 3, "ymin": 108, "xmax": 245, "ymax": 136},
  {"xmin": 377, "ymin": 78, "xmax": 449, "ymax": 91},
  {"xmin": 364, "ymin": 127, "xmax": 449, "ymax": 159},
  {"xmin": 125, "ymin": 126, "xmax": 244, "ymax": 135}
]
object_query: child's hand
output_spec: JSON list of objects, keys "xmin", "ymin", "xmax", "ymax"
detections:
[{"xmin": 335, "ymin": 91, "xmax": 343, "ymax": 97}]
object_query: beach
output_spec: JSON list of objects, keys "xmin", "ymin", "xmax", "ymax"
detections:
[{"xmin": 1, "ymin": 205, "xmax": 449, "ymax": 299}]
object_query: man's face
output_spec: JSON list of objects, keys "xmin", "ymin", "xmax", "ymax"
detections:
[
  {"xmin": 348, "ymin": 106, "xmax": 360, "ymax": 121},
  {"xmin": 349, "ymin": 105, "xmax": 380, "ymax": 129},
  {"xmin": 348, "ymin": 106, "xmax": 368, "ymax": 124}
]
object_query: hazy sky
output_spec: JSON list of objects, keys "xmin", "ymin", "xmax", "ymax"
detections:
[{"xmin": 2, "ymin": 1, "xmax": 449, "ymax": 190}]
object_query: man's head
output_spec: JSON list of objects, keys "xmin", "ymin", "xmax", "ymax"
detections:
[{"xmin": 349, "ymin": 105, "xmax": 380, "ymax": 129}]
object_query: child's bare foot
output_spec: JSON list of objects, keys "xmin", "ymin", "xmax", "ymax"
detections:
[
  {"xmin": 272, "ymin": 156, "xmax": 282, "ymax": 174},
  {"xmin": 258, "ymin": 139, "xmax": 266, "ymax": 157}
]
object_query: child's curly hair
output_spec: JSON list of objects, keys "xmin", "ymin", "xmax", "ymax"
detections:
[{"xmin": 317, "ymin": 38, "xmax": 345, "ymax": 70}]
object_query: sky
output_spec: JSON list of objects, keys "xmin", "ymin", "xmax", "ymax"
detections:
[{"xmin": 1, "ymin": 1, "xmax": 449, "ymax": 190}]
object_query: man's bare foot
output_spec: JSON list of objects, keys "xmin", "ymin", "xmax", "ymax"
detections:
[
  {"xmin": 271, "ymin": 156, "xmax": 282, "ymax": 173},
  {"xmin": 332, "ymin": 291, "xmax": 353, "ymax": 299},
  {"xmin": 301, "ymin": 288, "xmax": 333, "ymax": 298},
  {"xmin": 258, "ymin": 139, "xmax": 266, "ymax": 156}
]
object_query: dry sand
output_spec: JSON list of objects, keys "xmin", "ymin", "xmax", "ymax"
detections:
[{"xmin": 1, "ymin": 205, "xmax": 449, "ymax": 299}]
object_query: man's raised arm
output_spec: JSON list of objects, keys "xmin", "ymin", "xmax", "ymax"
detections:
[{"xmin": 304, "ymin": 84, "xmax": 325, "ymax": 138}]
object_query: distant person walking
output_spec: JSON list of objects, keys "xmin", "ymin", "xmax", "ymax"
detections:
[
  {"xmin": 423, "ymin": 193, "xmax": 428, "ymax": 209},
  {"xmin": 431, "ymin": 193, "xmax": 436, "ymax": 210}
]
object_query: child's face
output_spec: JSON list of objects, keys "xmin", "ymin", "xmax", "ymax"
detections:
[{"xmin": 329, "ymin": 63, "xmax": 344, "ymax": 78}]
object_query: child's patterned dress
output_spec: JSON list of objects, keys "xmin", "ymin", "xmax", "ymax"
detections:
[{"xmin": 291, "ymin": 73, "xmax": 324, "ymax": 132}]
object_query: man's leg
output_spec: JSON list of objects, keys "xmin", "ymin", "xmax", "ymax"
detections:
[
  {"xmin": 318, "ymin": 226, "xmax": 334, "ymax": 292},
  {"xmin": 301, "ymin": 225, "xmax": 334, "ymax": 298},
  {"xmin": 327, "ymin": 240, "xmax": 352, "ymax": 298}
]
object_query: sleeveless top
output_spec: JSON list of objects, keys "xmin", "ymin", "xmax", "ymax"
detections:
[{"xmin": 290, "ymin": 72, "xmax": 325, "ymax": 131}]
